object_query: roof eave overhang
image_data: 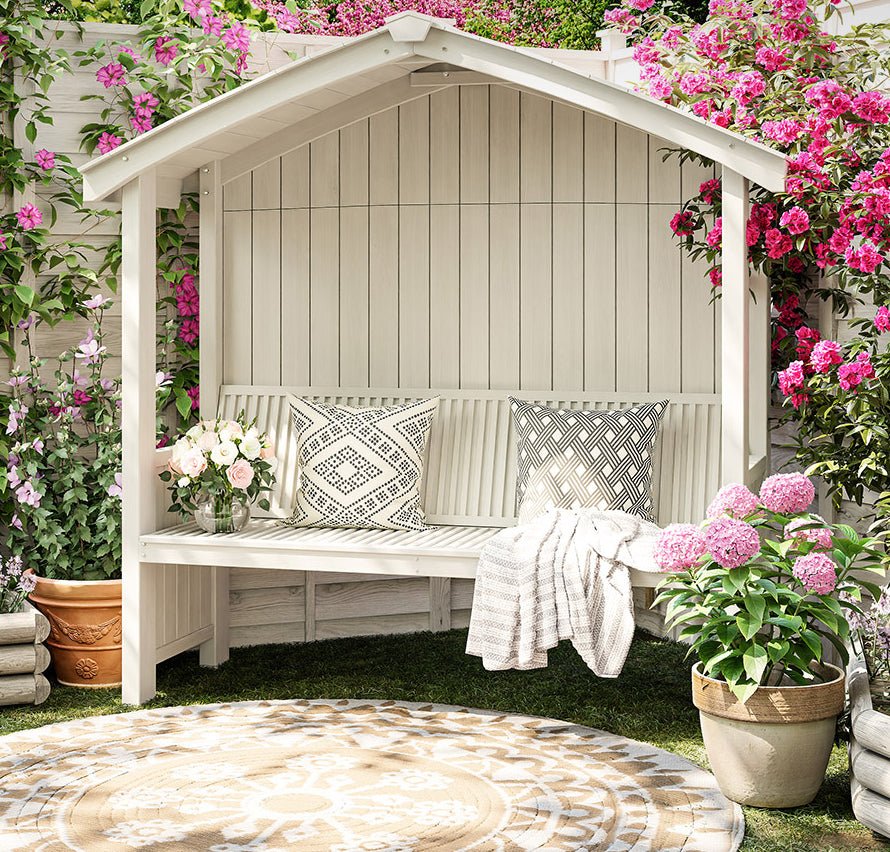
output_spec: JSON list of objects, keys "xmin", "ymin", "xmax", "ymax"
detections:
[{"xmin": 80, "ymin": 13, "xmax": 787, "ymax": 203}]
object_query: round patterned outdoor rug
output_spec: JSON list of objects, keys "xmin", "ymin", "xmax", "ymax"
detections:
[{"xmin": 0, "ymin": 699, "xmax": 743, "ymax": 851}]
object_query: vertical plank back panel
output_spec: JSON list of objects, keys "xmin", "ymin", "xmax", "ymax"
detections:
[
  {"xmin": 221, "ymin": 84, "xmax": 718, "ymax": 405},
  {"xmin": 220, "ymin": 386, "xmax": 721, "ymax": 527}
]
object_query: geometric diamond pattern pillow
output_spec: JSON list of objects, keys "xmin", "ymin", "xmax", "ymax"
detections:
[
  {"xmin": 510, "ymin": 398, "xmax": 668, "ymax": 525},
  {"xmin": 282, "ymin": 396, "xmax": 439, "ymax": 531}
]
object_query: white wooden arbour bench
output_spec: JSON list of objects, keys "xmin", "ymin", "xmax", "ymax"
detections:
[{"xmin": 80, "ymin": 12, "xmax": 787, "ymax": 703}]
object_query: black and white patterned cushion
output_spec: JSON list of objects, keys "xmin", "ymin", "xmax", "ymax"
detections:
[
  {"xmin": 510, "ymin": 398, "xmax": 668, "ymax": 524},
  {"xmin": 284, "ymin": 396, "xmax": 439, "ymax": 530}
]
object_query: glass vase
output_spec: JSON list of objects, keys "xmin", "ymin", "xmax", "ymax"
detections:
[{"xmin": 194, "ymin": 493, "xmax": 250, "ymax": 534}]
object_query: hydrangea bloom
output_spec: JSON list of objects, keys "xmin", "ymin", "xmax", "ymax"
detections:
[
  {"xmin": 810, "ymin": 339, "xmax": 842, "ymax": 373},
  {"xmin": 792, "ymin": 552, "xmax": 837, "ymax": 594},
  {"xmin": 654, "ymin": 523, "xmax": 707, "ymax": 571},
  {"xmin": 785, "ymin": 518, "xmax": 833, "ymax": 550},
  {"xmin": 704, "ymin": 517, "xmax": 761, "ymax": 569},
  {"xmin": 759, "ymin": 472, "xmax": 815, "ymax": 513},
  {"xmin": 706, "ymin": 483, "xmax": 760, "ymax": 519}
]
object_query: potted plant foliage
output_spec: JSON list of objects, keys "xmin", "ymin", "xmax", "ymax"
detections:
[
  {"xmin": 653, "ymin": 473, "xmax": 886, "ymax": 808},
  {"xmin": 5, "ymin": 298, "xmax": 123, "ymax": 688}
]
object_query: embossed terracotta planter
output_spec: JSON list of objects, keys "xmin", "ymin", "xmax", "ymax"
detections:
[
  {"xmin": 692, "ymin": 662, "xmax": 845, "ymax": 808},
  {"xmin": 29, "ymin": 575, "xmax": 122, "ymax": 688}
]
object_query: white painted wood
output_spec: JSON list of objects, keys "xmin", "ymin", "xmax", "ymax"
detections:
[
  {"xmin": 429, "ymin": 88, "xmax": 460, "ymax": 203},
  {"xmin": 340, "ymin": 207, "xmax": 371, "ymax": 386},
  {"xmin": 252, "ymin": 209, "xmax": 282, "ymax": 383},
  {"xmin": 459, "ymin": 206, "xmax": 490, "ymax": 388},
  {"xmin": 552, "ymin": 204, "xmax": 584, "ymax": 390},
  {"xmin": 223, "ymin": 211, "xmax": 253, "ymax": 384},
  {"xmin": 520, "ymin": 92, "xmax": 551, "ymax": 203},
  {"xmin": 429, "ymin": 205, "xmax": 460, "ymax": 387},
  {"xmin": 489, "ymin": 86, "xmax": 519, "ymax": 203},
  {"xmin": 460, "ymin": 86, "xmax": 489, "ymax": 203},
  {"xmin": 199, "ymin": 163, "xmax": 224, "ymax": 418},
  {"xmin": 217, "ymin": 386, "xmax": 720, "ymax": 527},
  {"xmin": 615, "ymin": 204, "xmax": 648, "ymax": 391},
  {"xmin": 369, "ymin": 206, "xmax": 400, "ymax": 385},
  {"xmin": 399, "ymin": 206, "xmax": 430, "ymax": 387},
  {"xmin": 489, "ymin": 204, "xmax": 520, "ymax": 389},
  {"xmin": 519, "ymin": 204, "xmax": 552, "ymax": 390},
  {"xmin": 721, "ymin": 168, "xmax": 751, "ymax": 486},
  {"xmin": 141, "ymin": 518, "xmax": 667, "ymax": 589},
  {"xmin": 121, "ymin": 173, "xmax": 159, "ymax": 705}
]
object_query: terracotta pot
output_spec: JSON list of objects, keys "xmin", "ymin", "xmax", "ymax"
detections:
[
  {"xmin": 692, "ymin": 661, "xmax": 845, "ymax": 808},
  {"xmin": 29, "ymin": 575, "xmax": 122, "ymax": 688}
]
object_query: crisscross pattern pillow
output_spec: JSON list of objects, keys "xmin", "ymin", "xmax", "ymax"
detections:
[
  {"xmin": 284, "ymin": 396, "xmax": 439, "ymax": 530},
  {"xmin": 510, "ymin": 398, "xmax": 668, "ymax": 524}
]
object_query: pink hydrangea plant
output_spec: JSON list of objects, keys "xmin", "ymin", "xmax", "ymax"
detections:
[
  {"xmin": 704, "ymin": 517, "xmax": 761, "ymax": 569},
  {"xmin": 706, "ymin": 483, "xmax": 760, "ymax": 519},
  {"xmin": 759, "ymin": 473, "xmax": 815, "ymax": 513},
  {"xmin": 792, "ymin": 552, "xmax": 838, "ymax": 594},
  {"xmin": 653, "ymin": 523, "xmax": 707, "ymax": 571}
]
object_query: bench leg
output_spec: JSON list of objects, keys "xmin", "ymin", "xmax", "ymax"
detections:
[
  {"xmin": 199, "ymin": 566, "xmax": 230, "ymax": 667},
  {"xmin": 122, "ymin": 560, "xmax": 159, "ymax": 705}
]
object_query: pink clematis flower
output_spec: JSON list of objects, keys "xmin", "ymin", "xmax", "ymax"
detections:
[
  {"xmin": 96, "ymin": 62, "xmax": 126, "ymax": 88},
  {"xmin": 15, "ymin": 203, "xmax": 42, "ymax": 230},
  {"xmin": 154, "ymin": 37, "xmax": 178, "ymax": 66},
  {"xmin": 34, "ymin": 149, "xmax": 55, "ymax": 170},
  {"xmin": 97, "ymin": 132, "xmax": 122, "ymax": 155}
]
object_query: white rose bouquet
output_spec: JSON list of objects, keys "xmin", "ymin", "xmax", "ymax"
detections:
[{"xmin": 161, "ymin": 414, "xmax": 276, "ymax": 532}]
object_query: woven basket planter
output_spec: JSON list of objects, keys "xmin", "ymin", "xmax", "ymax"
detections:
[
  {"xmin": 0, "ymin": 602, "xmax": 51, "ymax": 707},
  {"xmin": 848, "ymin": 651, "xmax": 890, "ymax": 839}
]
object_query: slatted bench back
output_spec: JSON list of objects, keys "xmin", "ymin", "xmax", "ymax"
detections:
[{"xmin": 218, "ymin": 386, "xmax": 722, "ymax": 527}]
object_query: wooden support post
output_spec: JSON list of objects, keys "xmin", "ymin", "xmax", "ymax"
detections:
[
  {"xmin": 748, "ymin": 268, "xmax": 770, "ymax": 485},
  {"xmin": 121, "ymin": 172, "xmax": 160, "ymax": 705},
  {"xmin": 720, "ymin": 167, "xmax": 751, "ymax": 486},
  {"xmin": 198, "ymin": 162, "xmax": 231, "ymax": 668}
]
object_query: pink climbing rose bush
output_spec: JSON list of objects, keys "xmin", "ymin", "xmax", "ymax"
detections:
[
  {"xmin": 775, "ymin": 309, "xmax": 890, "ymax": 519},
  {"xmin": 615, "ymin": 0, "xmax": 890, "ymax": 353},
  {"xmin": 654, "ymin": 474, "xmax": 887, "ymax": 702}
]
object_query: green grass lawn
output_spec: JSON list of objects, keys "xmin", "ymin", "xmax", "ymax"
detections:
[{"xmin": 1, "ymin": 628, "xmax": 886, "ymax": 851}]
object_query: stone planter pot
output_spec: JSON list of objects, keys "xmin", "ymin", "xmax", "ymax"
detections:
[
  {"xmin": 848, "ymin": 651, "xmax": 890, "ymax": 838},
  {"xmin": 692, "ymin": 661, "xmax": 845, "ymax": 808},
  {"xmin": 0, "ymin": 602, "xmax": 51, "ymax": 706},
  {"xmin": 29, "ymin": 575, "xmax": 122, "ymax": 688}
]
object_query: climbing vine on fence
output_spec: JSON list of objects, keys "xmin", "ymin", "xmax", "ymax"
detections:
[{"xmin": 604, "ymin": 0, "xmax": 890, "ymax": 523}]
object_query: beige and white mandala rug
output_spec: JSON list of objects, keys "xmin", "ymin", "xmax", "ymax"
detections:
[{"xmin": 0, "ymin": 699, "xmax": 743, "ymax": 851}]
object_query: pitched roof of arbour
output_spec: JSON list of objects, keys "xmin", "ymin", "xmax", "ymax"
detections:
[{"xmin": 81, "ymin": 11, "xmax": 787, "ymax": 204}]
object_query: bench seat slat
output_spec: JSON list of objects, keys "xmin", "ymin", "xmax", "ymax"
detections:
[{"xmin": 140, "ymin": 520, "xmax": 664, "ymax": 587}]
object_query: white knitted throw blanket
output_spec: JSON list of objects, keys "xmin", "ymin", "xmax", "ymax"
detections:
[{"xmin": 465, "ymin": 508, "xmax": 663, "ymax": 677}]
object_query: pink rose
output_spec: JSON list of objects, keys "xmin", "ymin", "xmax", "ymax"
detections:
[
  {"xmin": 226, "ymin": 459, "xmax": 255, "ymax": 490},
  {"xmin": 260, "ymin": 444, "xmax": 275, "ymax": 460},
  {"xmin": 179, "ymin": 447, "xmax": 208, "ymax": 478}
]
